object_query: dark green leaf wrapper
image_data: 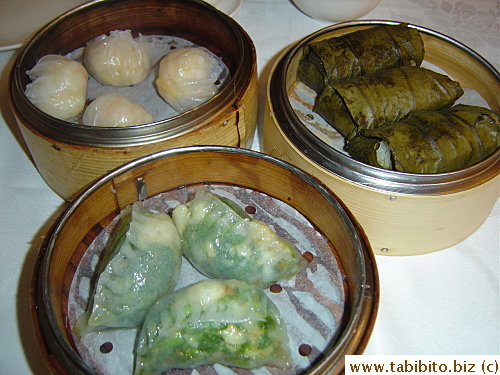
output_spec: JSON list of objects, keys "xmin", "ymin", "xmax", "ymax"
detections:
[
  {"xmin": 345, "ymin": 104, "xmax": 500, "ymax": 173},
  {"xmin": 297, "ymin": 24, "xmax": 424, "ymax": 93},
  {"xmin": 313, "ymin": 66, "xmax": 464, "ymax": 139}
]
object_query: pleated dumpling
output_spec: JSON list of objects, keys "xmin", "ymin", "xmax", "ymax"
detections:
[
  {"xmin": 84, "ymin": 30, "xmax": 152, "ymax": 87},
  {"xmin": 83, "ymin": 93, "xmax": 153, "ymax": 127},
  {"xmin": 25, "ymin": 54, "xmax": 88, "ymax": 120},
  {"xmin": 134, "ymin": 279, "xmax": 292, "ymax": 374},
  {"xmin": 156, "ymin": 46, "xmax": 223, "ymax": 112},
  {"xmin": 172, "ymin": 189, "xmax": 307, "ymax": 287},
  {"xmin": 74, "ymin": 201, "xmax": 182, "ymax": 335}
]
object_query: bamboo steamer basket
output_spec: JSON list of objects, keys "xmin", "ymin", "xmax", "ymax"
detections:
[
  {"xmin": 9, "ymin": 0, "xmax": 257, "ymax": 201},
  {"xmin": 31, "ymin": 146, "xmax": 378, "ymax": 374},
  {"xmin": 263, "ymin": 20, "xmax": 499, "ymax": 256}
]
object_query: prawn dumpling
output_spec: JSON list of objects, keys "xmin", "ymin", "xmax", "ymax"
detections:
[
  {"xmin": 156, "ymin": 46, "xmax": 223, "ymax": 112},
  {"xmin": 172, "ymin": 189, "xmax": 308, "ymax": 288},
  {"xmin": 84, "ymin": 30, "xmax": 152, "ymax": 87},
  {"xmin": 134, "ymin": 279, "xmax": 292, "ymax": 374},
  {"xmin": 25, "ymin": 55, "xmax": 88, "ymax": 120},
  {"xmin": 74, "ymin": 202, "xmax": 182, "ymax": 335},
  {"xmin": 83, "ymin": 93, "xmax": 153, "ymax": 127}
]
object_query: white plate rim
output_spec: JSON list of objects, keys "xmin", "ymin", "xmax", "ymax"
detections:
[
  {"xmin": 213, "ymin": 0, "xmax": 243, "ymax": 17},
  {"xmin": 0, "ymin": 0, "xmax": 243, "ymax": 51}
]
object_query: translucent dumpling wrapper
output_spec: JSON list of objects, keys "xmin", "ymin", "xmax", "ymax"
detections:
[
  {"xmin": 172, "ymin": 189, "xmax": 307, "ymax": 288},
  {"xmin": 73, "ymin": 201, "xmax": 182, "ymax": 335},
  {"xmin": 345, "ymin": 104, "xmax": 500, "ymax": 173},
  {"xmin": 83, "ymin": 93, "xmax": 154, "ymax": 127},
  {"xmin": 25, "ymin": 54, "xmax": 88, "ymax": 120},
  {"xmin": 314, "ymin": 66, "xmax": 464, "ymax": 139},
  {"xmin": 84, "ymin": 30, "xmax": 152, "ymax": 87},
  {"xmin": 134, "ymin": 279, "xmax": 292, "ymax": 374},
  {"xmin": 156, "ymin": 46, "xmax": 224, "ymax": 113}
]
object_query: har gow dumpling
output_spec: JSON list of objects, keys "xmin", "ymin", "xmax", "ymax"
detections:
[
  {"xmin": 25, "ymin": 54, "xmax": 88, "ymax": 121},
  {"xmin": 156, "ymin": 46, "xmax": 224, "ymax": 112},
  {"xmin": 74, "ymin": 201, "xmax": 182, "ymax": 335},
  {"xmin": 172, "ymin": 189, "xmax": 308, "ymax": 288},
  {"xmin": 83, "ymin": 93, "xmax": 153, "ymax": 127},
  {"xmin": 134, "ymin": 279, "xmax": 292, "ymax": 374},
  {"xmin": 84, "ymin": 30, "xmax": 152, "ymax": 87}
]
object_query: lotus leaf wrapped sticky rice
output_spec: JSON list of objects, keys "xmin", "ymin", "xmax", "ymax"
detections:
[
  {"xmin": 74, "ymin": 201, "xmax": 182, "ymax": 335},
  {"xmin": 313, "ymin": 66, "xmax": 464, "ymax": 139},
  {"xmin": 134, "ymin": 279, "xmax": 292, "ymax": 374},
  {"xmin": 172, "ymin": 189, "xmax": 307, "ymax": 288},
  {"xmin": 297, "ymin": 24, "xmax": 425, "ymax": 93},
  {"xmin": 345, "ymin": 104, "xmax": 500, "ymax": 173}
]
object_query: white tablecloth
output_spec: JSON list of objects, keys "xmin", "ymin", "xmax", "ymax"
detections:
[{"xmin": 0, "ymin": 0, "xmax": 498, "ymax": 373}]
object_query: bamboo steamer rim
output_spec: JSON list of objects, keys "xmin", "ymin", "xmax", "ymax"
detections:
[
  {"xmin": 9, "ymin": 0, "xmax": 256, "ymax": 147},
  {"xmin": 31, "ymin": 146, "xmax": 379, "ymax": 374},
  {"xmin": 268, "ymin": 20, "xmax": 500, "ymax": 196}
]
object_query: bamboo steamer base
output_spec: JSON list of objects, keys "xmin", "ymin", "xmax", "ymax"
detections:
[
  {"xmin": 16, "ymin": 73, "xmax": 257, "ymax": 201},
  {"xmin": 9, "ymin": 0, "xmax": 259, "ymax": 202},
  {"xmin": 32, "ymin": 147, "xmax": 378, "ymax": 374},
  {"xmin": 263, "ymin": 104, "xmax": 499, "ymax": 256},
  {"xmin": 263, "ymin": 21, "xmax": 500, "ymax": 256}
]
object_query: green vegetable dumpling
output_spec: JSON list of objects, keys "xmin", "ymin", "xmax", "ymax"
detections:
[
  {"xmin": 134, "ymin": 279, "xmax": 292, "ymax": 374},
  {"xmin": 74, "ymin": 201, "xmax": 182, "ymax": 335},
  {"xmin": 172, "ymin": 189, "xmax": 307, "ymax": 288}
]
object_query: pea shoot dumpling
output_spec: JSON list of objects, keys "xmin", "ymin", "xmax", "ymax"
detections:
[
  {"xmin": 156, "ymin": 46, "xmax": 224, "ymax": 112},
  {"xmin": 134, "ymin": 279, "xmax": 292, "ymax": 374},
  {"xmin": 84, "ymin": 30, "xmax": 152, "ymax": 87},
  {"xmin": 74, "ymin": 201, "xmax": 182, "ymax": 335},
  {"xmin": 25, "ymin": 54, "xmax": 88, "ymax": 120},
  {"xmin": 172, "ymin": 189, "xmax": 308, "ymax": 287},
  {"xmin": 83, "ymin": 93, "xmax": 153, "ymax": 127}
]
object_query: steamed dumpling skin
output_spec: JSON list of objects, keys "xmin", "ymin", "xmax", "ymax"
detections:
[
  {"xmin": 84, "ymin": 30, "xmax": 152, "ymax": 87},
  {"xmin": 172, "ymin": 189, "xmax": 307, "ymax": 287},
  {"xmin": 25, "ymin": 55, "xmax": 88, "ymax": 120},
  {"xmin": 156, "ymin": 46, "xmax": 223, "ymax": 112},
  {"xmin": 74, "ymin": 202, "xmax": 182, "ymax": 335},
  {"xmin": 83, "ymin": 93, "xmax": 153, "ymax": 127},
  {"xmin": 135, "ymin": 279, "xmax": 292, "ymax": 374}
]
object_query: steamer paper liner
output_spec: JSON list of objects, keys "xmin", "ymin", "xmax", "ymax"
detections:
[{"xmin": 68, "ymin": 184, "xmax": 345, "ymax": 375}]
